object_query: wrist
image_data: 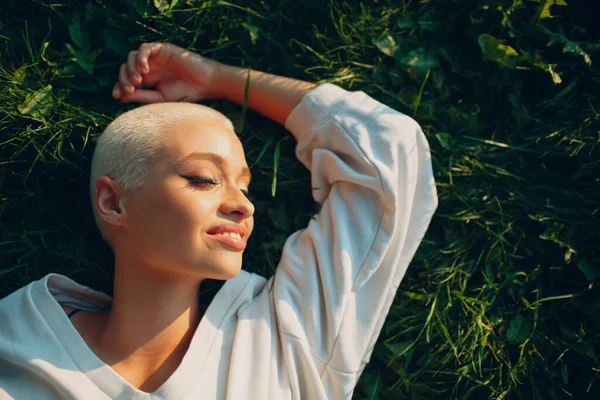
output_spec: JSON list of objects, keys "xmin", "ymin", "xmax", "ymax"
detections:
[
  {"xmin": 175, "ymin": 49, "xmax": 224, "ymax": 101},
  {"xmin": 209, "ymin": 62, "xmax": 245, "ymax": 102},
  {"xmin": 198, "ymin": 57, "xmax": 226, "ymax": 100}
]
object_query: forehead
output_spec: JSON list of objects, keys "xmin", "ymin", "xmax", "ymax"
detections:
[{"xmin": 160, "ymin": 116, "xmax": 245, "ymax": 165}]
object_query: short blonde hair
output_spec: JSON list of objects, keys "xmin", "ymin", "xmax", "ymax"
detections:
[{"xmin": 90, "ymin": 102, "xmax": 234, "ymax": 249}]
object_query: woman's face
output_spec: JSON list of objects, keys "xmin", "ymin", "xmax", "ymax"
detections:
[{"xmin": 118, "ymin": 116, "xmax": 255, "ymax": 280}]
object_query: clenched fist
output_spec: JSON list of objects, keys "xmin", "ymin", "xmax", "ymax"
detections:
[{"xmin": 112, "ymin": 42, "xmax": 221, "ymax": 104}]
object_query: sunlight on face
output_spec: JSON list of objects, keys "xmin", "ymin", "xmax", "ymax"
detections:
[{"xmin": 122, "ymin": 116, "xmax": 255, "ymax": 280}]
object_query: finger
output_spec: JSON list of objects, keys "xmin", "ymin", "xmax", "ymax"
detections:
[
  {"xmin": 118, "ymin": 64, "xmax": 134, "ymax": 95},
  {"xmin": 137, "ymin": 42, "xmax": 163, "ymax": 74},
  {"xmin": 127, "ymin": 51, "xmax": 142, "ymax": 85},
  {"xmin": 120, "ymin": 89, "xmax": 166, "ymax": 104},
  {"xmin": 112, "ymin": 83, "xmax": 121, "ymax": 99}
]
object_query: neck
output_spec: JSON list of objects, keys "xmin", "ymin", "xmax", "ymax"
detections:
[{"xmin": 97, "ymin": 250, "xmax": 204, "ymax": 369}]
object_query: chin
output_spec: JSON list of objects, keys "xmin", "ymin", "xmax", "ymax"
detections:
[
  {"xmin": 202, "ymin": 256, "xmax": 243, "ymax": 281},
  {"xmin": 222, "ymin": 267, "xmax": 242, "ymax": 280},
  {"xmin": 222, "ymin": 257, "xmax": 244, "ymax": 277}
]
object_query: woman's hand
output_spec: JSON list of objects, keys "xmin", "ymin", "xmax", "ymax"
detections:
[{"xmin": 112, "ymin": 42, "xmax": 221, "ymax": 103}]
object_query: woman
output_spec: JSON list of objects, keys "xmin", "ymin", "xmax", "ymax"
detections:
[{"xmin": 0, "ymin": 42, "xmax": 438, "ymax": 399}]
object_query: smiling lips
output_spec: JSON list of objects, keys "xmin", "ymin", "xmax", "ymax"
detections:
[{"xmin": 206, "ymin": 224, "xmax": 248, "ymax": 251}]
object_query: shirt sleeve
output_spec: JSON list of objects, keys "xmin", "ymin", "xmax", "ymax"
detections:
[{"xmin": 270, "ymin": 83, "xmax": 438, "ymax": 380}]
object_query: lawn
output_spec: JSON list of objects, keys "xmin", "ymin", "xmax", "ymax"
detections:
[{"xmin": 1, "ymin": 0, "xmax": 599, "ymax": 398}]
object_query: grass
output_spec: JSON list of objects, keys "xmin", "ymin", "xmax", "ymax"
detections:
[{"xmin": 1, "ymin": 0, "xmax": 599, "ymax": 398}]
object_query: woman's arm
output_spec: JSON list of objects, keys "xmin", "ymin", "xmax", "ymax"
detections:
[
  {"xmin": 211, "ymin": 64, "xmax": 316, "ymax": 126},
  {"xmin": 112, "ymin": 42, "xmax": 316, "ymax": 126},
  {"xmin": 267, "ymin": 85, "xmax": 438, "ymax": 391}
]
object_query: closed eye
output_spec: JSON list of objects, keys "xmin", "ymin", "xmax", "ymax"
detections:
[
  {"xmin": 181, "ymin": 175, "xmax": 218, "ymax": 188},
  {"xmin": 182, "ymin": 175, "xmax": 254, "ymax": 201}
]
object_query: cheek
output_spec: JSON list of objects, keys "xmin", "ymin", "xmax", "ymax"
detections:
[
  {"xmin": 161, "ymin": 195, "xmax": 214, "ymax": 236},
  {"xmin": 131, "ymin": 190, "xmax": 214, "ymax": 245}
]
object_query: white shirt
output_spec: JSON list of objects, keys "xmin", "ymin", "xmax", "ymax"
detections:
[{"xmin": 0, "ymin": 83, "xmax": 438, "ymax": 399}]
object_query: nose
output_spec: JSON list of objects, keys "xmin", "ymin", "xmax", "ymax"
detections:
[{"xmin": 219, "ymin": 185, "xmax": 255, "ymax": 220}]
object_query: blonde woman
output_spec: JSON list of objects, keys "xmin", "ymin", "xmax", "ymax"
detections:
[{"xmin": 0, "ymin": 42, "xmax": 438, "ymax": 399}]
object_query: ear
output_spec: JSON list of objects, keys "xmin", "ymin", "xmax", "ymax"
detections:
[{"xmin": 95, "ymin": 176, "xmax": 127, "ymax": 228}]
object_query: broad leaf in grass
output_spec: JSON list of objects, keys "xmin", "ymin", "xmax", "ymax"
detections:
[
  {"xmin": 397, "ymin": 47, "xmax": 439, "ymax": 76},
  {"xmin": 12, "ymin": 65, "xmax": 27, "ymax": 84},
  {"xmin": 577, "ymin": 259, "xmax": 600, "ymax": 282},
  {"xmin": 396, "ymin": 12, "xmax": 417, "ymax": 30},
  {"xmin": 533, "ymin": 0, "xmax": 567, "ymax": 20},
  {"xmin": 103, "ymin": 28, "xmax": 132, "ymax": 58},
  {"xmin": 478, "ymin": 33, "xmax": 519, "ymax": 68},
  {"xmin": 66, "ymin": 43, "xmax": 96, "ymax": 74},
  {"xmin": 536, "ymin": 63, "xmax": 562, "ymax": 84},
  {"xmin": 84, "ymin": 2, "xmax": 99, "ymax": 21},
  {"xmin": 154, "ymin": 0, "xmax": 179, "ymax": 14},
  {"xmin": 67, "ymin": 12, "xmax": 89, "ymax": 51},
  {"xmin": 435, "ymin": 132, "xmax": 453, "ymax": 151},
  {"xmin": 570, "ymin": 341, "xmax": 599, "ymax": 363},
  {"xmin": 506, "ymin": 315, "xmax": 532, "ymax": 344},
  {"xmin": 373, "ymin": 32, "xmax": 400, "ymax": 57},
  {"xmin": 531, "ymin": 52, "xmax": 562, "ymax": 84},
  {"xmin": 563, "ymin": 41, "xmax": 592, "ymax": 66},
  {"xmin": 545, "ymin": 28, "xmax": 593, "ymax": 67},
  {"xmin": 18, "ymin": 85, "xmax": 54, "ymax": 118}
]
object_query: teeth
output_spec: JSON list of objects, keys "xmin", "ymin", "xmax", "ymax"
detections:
[{"xmin": 219, "ymin": 232, "xmax": 241, "ymax": 240}]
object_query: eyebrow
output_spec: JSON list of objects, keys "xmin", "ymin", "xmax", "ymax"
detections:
[{"xmin": 176, "ymin": 152, "xmax": 252, "ymax": 181}]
